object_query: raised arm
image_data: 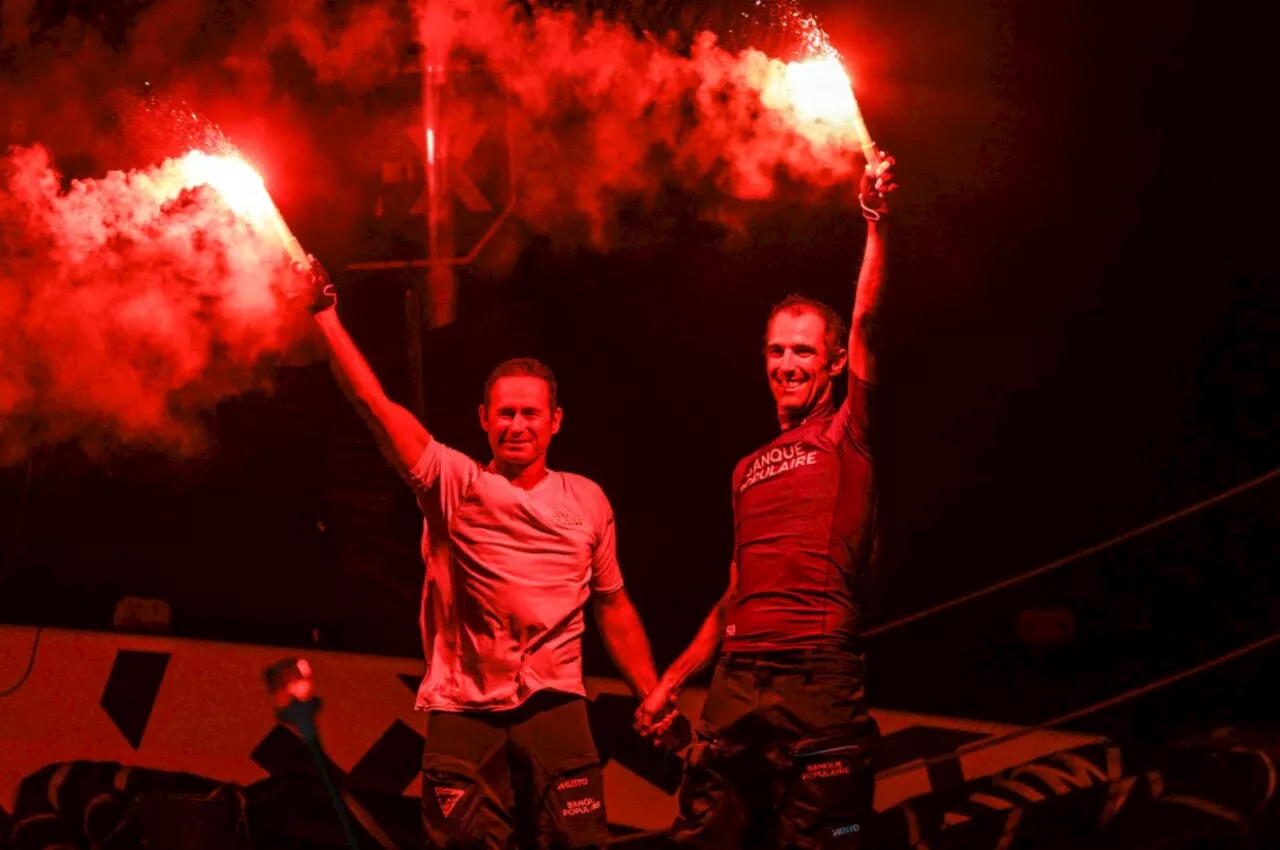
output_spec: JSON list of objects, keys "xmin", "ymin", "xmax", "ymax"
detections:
[
  {"xmin": 307, "ymin": 262, "xmax": 430, "ymax": 477},
  {"xmin": 848, "ymin": 155, "xmax": 898, "ymax": 385},
  {"xmin": 634, "ymin": 561, "xmax": 738, "ymax": 736}
]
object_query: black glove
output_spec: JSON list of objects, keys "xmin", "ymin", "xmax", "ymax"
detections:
[{"xmin": 295, "ymin": 254, "xmax": 336, "ymax": 314}]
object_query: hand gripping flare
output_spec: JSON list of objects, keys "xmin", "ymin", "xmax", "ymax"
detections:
[
  {"xmin": 858, "ymin": 155, "xmax": 895, "ymax": 222},
  {"xmin": 295, "ymin": 254, "xmax": 336, "ymax": 314}
]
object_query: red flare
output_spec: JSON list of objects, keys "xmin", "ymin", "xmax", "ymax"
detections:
[{"xmin": 177, "ymin": 152, "xmax": 309, "ymax": 266}]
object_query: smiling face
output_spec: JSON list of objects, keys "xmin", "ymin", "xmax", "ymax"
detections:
[
  {"xmin": 765, "ymin": 307, "xmax": 847, "ymax": 427},
  {"xmin": 480, "ymin": 375, "xmax": 562, "ymax": 472}
]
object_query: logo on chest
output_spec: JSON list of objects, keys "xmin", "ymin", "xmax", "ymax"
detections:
[
  {"xmin": 739, "ymin": 441, "xmax": 820, "ymax": 493},
  {"xmin": 550, "ymin": 510, "xmax": 585, "ymax": 528}
]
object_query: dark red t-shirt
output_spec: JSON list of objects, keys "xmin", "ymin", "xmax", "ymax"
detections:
[{"xmin": 723, "ymin": 376, "xmax": 878, "ymax": 652}]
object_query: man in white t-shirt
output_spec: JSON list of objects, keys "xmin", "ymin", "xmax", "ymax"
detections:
[{"xmin": 308, "ymin": 276, "xmax": 660, "ymax": 848}]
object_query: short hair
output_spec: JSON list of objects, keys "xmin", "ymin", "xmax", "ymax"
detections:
[
  {"xmin": 765, "ymin": 294, "xmax": 848, "ymax": 360},
  {"xmin": 483, "ymin": 358, "xmax": 559, "ymax": 410}
]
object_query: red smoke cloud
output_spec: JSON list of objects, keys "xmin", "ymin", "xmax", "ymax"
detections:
[
  {"xmin": 5, "ymin": 0, "xmax": 863, "ymax": 235},
  {"xmin": 428, "ymin": 0, "xmax": 864, "ymax": 245},
  {"xmin": 0, "ymin": 0, "xmax": 408, "ymax": 465},
  {"xmin": 0, "ymin": 0, "xmax": 866, "ymax": 462},
  {"xmin": 0, "ymin": 146, "xmax": 313, "ymax": 465},
  {"xmin": 262, "ymin": 0, "xmax": 409, "ymax": 91}
]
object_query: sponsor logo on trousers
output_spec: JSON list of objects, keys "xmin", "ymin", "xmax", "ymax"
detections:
[
  {"xmin": 435, "ymin": 787, "xmax": 466, "ymax": 818},
  {"xmin": 557, "ymin": 776, "xmax": 590, "ymax": 791},
  {"xmin": 562, "ymin": 797, "xmax": 603, "ymax": 818},
  {"xmin": 832, "ymin": 823, "xmax": 861, "ymax": 837},
  {"xmin": 803, "ymin": 759, "xmax": 851, "ymax": 780}
]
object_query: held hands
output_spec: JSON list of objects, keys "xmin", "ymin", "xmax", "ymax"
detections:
[
  {"xmin": 293, "ymin": 254, "xmax": 337, "ymax": 314},
  {"xmin": 634, "ymin": 678, "xmax": 680, "ymax": 742},
  {"xmin": 859, "ymin": 152, "xmax": 898, "ymax": 221}
]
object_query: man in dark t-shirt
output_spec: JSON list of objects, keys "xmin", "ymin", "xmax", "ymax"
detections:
[
  {"xmin": 636, "ymin": 153, "xmax": 897, "ymax": 848},
  {"xmin": 726, "ymin": 370, "xmax": 875, "ymax": 653}
]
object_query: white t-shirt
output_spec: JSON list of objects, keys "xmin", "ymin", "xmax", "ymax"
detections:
[{"xmin": 408, "ymin": 439, "xmax": 624, "ymax": 712}]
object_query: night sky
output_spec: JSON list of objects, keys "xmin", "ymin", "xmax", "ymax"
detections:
[{"xmin": 1, "ymin": 0, "xmax": 1276, "ymax": 737}]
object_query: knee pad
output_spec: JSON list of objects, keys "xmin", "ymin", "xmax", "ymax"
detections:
[
  {"xmin": 536, "ymin": 758, "xmax": 608, "ymax": 849},
  {"xmin": 422, "ymin": 754, "xmax": 514, "ymax": 849},
  {"xmin": 671, "ymin": 734, "xmax": 753, "ymax": 848},
  {"xmin": 777, "ymin": 733, "xmax": 877, "ymax": 848}
]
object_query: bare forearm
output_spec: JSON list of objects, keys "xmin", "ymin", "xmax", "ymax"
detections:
[
  {"xmin": 660, "ymin": 598, "xmax": 729, "ymax": 690},
  {"xmin": 313, "ymin": 307, "xmax": 429, "ymax": 473},
  {"xmin": 314, "ymin": 308, "xmax": 391, "ymax": 413},
  {"xmin": 596, "ymin": 595, "xmax": 659, "ymax": 698},
  {"xmin": 849, "ymin": 218, "xmax": 886, "ymax": 384}
]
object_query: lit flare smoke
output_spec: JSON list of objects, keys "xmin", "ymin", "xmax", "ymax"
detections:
[
  {"xmin": 765, "ymin": 54, "xmax": 882, "ymax": 166},
  {"xmin": 180, "ymin": 151, "xmax": 309, "ymax": 265},
  {"xmin": 4, "ymin": 0, "xmax": 882, "ymax": 256},
  {"xmin": 416, "ymin": 0, "xmax": 877, "ymax": 244},
  {"xmin": 0, "ymin": 146, "xmax": 313, "ymax": 465},
  {"xmin": 0, "ymin": 0, "xmax": 890, "ymax": 465},
  {"xmin": 763, "ymin": 55, "xmax": 859, "ymax": 141}
]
